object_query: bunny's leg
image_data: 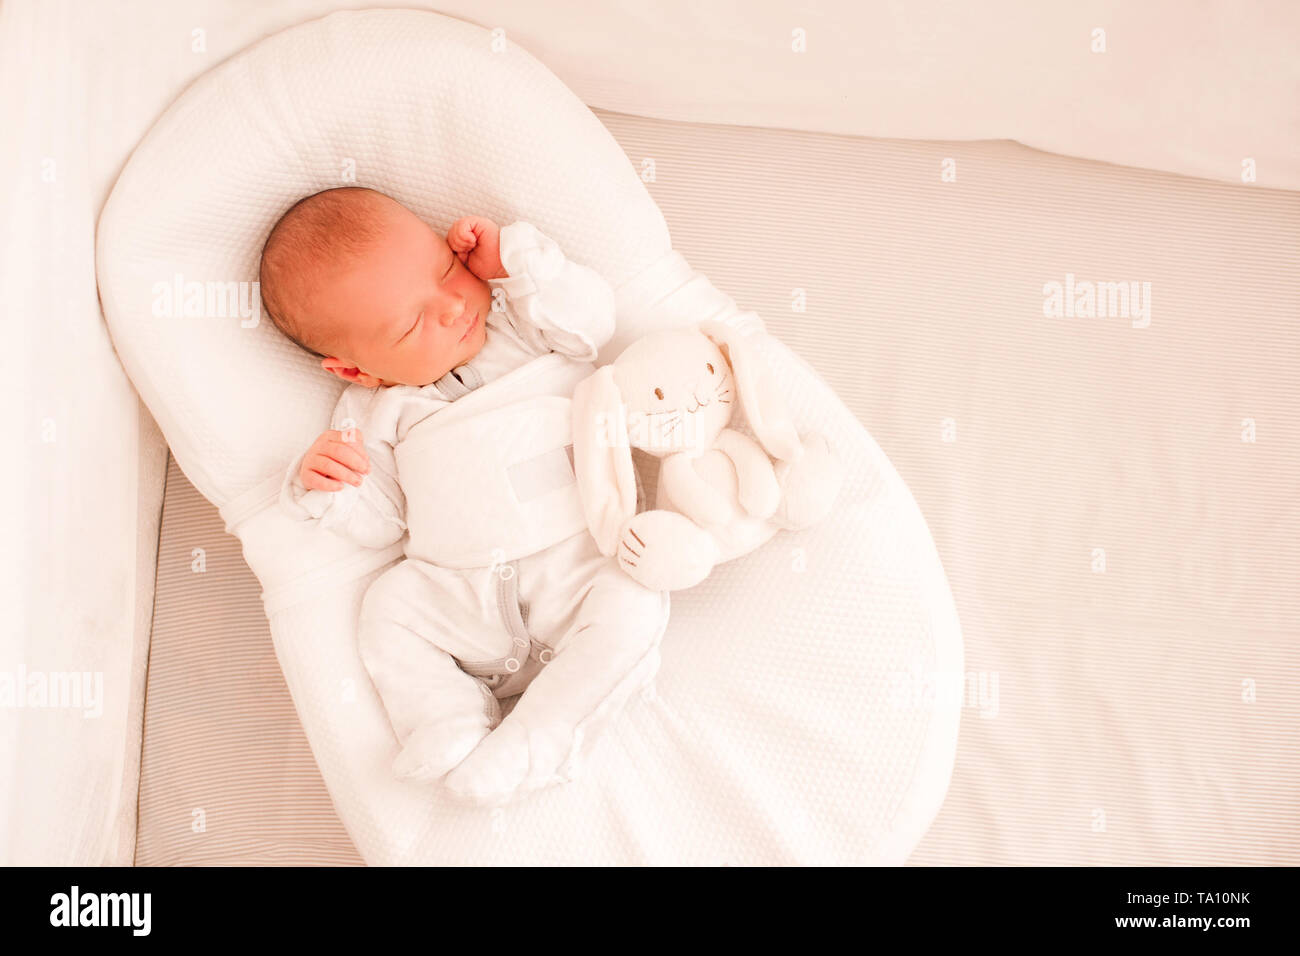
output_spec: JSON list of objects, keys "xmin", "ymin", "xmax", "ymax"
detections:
[
  {"xmin": 772, "ymin": 432, "xmax": 845, "ymax": 530},
  {"xmin": 358, "ymin": 560, "xmax": 507, "ymax": 783},
  {"xmin": 442, "ymin": 534, "xmax": 669, "ymax": 805}
]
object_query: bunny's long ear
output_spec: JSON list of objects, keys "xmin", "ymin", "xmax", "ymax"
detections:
[
  {"xmin": 572, "ymin": 365, "xmax": 637, "ymax": 556},
  {"xmin": 700, "ymin": 314, "xmax": 803, "ymax": 462}
]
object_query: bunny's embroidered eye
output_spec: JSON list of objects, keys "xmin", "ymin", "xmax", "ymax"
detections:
[
  {"xmin": 706, "ymin": 363, "xmax": 715, "ymax": 374},
  {"xmin": 654, "ymin": 387, "xmax": 664, "ymax": 400}
]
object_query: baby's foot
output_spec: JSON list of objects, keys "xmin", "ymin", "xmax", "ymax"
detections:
[
  {"xmin": 441, "ymin": 716, "xmax": 575, "ymax": 807},
  {"xmin": 391, "ymin": 716, "xmax": 492, "ymax": 783},
  {"xmin": 441, "ymin": 644, "xmax": 662, "ymax": 806}
]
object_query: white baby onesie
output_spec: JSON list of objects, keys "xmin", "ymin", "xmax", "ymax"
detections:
[
  {"xmin": 282, "ymin": 220, "xmax": 615, "ymax": 549},
  {"xmin": 280, "ymin": 222, "xmax": 669, "ymax": 806}
]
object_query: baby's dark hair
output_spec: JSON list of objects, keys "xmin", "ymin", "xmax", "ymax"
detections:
[{"xmin": 258, "ymin": 186, "xmax": 394, "ymax": 358}]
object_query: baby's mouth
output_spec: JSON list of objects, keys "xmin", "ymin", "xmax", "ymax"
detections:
[{"xmin": 458, "ymin": 311, "xmax": 479, "ymax": 342}]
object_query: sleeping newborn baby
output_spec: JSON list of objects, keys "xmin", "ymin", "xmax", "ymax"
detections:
[{"xmin": 261, "ymin": 187, "xmax": 668, "ymax": 805}]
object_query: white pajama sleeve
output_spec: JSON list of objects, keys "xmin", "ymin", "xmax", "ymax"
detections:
[
  {"xmin": 488, "ymin": 221, "xmax": 617, "ymax": 360},
  {"xmin": 279, "ymin": 385, "xmax": 408, "ymax": 550}
]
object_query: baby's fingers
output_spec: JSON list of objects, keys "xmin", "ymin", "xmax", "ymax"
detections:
[
  {"xmin": 447, "ymin": 219, "xmax": 478, "ymax": 252},
  {"xmin": 321, "ymin": 439, "xmax": 369, "ymax": 475},
  {"xmin": 306, "ymin": 453, "xmax": 364, "ymax": 487},
  {"xmin": 302, "ymin": 470, "xmax": 345, "ymax": 493}
]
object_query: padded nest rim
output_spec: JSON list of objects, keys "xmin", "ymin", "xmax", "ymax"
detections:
[{"xmin": 95, "ymin": 7, "xmax": 963, "ymax": 864}]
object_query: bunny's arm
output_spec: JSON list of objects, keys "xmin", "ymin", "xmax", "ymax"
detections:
[
  {"xmin": 714, "ymin": 428, "xmax": 781, "ymax": 519},
  {"xmin": 661, "ymin": 452, "xmax": 736, "ymax": 528},
  {"xmin": 487, "ymin": 221, "xmax": 616, "ymax": 361}
]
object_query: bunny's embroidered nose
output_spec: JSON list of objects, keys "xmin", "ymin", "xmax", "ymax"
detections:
[{"xmin": 686, "ymin": 387, "xmax": 712, "ymax": 413}]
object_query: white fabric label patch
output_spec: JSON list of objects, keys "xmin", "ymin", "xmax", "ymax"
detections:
[{"xmin": 507, "ymin": 445, "xmax": 576, "ymax": 502}]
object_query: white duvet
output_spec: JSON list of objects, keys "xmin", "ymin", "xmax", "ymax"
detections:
[{"xmin": 94, "ymin": 8, "xmax": 963, "ymax": 863}]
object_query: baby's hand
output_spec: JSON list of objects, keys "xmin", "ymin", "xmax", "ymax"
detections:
[
  {"xmin": 299, "ymin": 428, "xmax": 370, "ymax": 492},
  {"xmin": 448, "ymin": 216, "xmax": 508, "ymax": 281}
]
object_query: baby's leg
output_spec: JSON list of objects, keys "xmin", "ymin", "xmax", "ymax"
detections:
[
  {"xmin": 442, "ymin": 537, "xmax": 668, "ymax": 803},
  {"xmin": 359, "ymin": 560, "xmax": 503, "ymax": 782}
]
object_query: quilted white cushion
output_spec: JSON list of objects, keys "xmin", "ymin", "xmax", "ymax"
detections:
[{"xmin": 96, "ymin": 8, "xmax": 963, "ymax": 863}]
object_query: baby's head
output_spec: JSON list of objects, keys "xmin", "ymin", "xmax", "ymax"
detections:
[{"xmin": 259, "ymin": 187, "xmax": 489, "ymax": 387}]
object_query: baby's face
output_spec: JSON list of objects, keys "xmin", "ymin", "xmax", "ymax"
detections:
[{"xmin": 308, "ymin": 202, "xmax": 490, "ymax": 388}]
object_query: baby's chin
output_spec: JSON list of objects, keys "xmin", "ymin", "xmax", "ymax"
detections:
[{"xmin": 408, "ymin": 315, "xmax": 486, "ymax": 386}]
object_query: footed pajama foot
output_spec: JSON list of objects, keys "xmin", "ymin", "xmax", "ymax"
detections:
[
  {"xmin": 392, "ymin": 713, "xmax": 494, "ymax": 783},
  {"xmin": 441, "ymin": 639, "xmax": 663, "ymax": 806},
  {"xmin": 440, "ymin": 715, "xmax": 576, "ymax": 807}
]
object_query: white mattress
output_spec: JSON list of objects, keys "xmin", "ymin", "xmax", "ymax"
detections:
[
  {"xmin": 137, "ymin": 457, "xmax": 362, "ymax": 865},
  {"xmin": 140, "ymin": 110, "xmax": 1299, "ymax": 865}
]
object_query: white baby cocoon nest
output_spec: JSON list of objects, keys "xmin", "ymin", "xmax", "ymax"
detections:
[
  {"xmin": 279, "ymin": 221, "xmax": 670, "ymax": 805},
  {"xmin": 95, "ymin": 8, "xmax": 964, "ymax": 863}
]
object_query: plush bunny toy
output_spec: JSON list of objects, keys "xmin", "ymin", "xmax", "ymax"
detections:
[{"xmin": 572, "ymin": 311, "xmax": 844, "ymax": 591}]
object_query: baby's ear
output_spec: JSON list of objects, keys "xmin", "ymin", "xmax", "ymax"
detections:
[{"xmin": 321, "ymin": 356, "xmax": 365, "ymax": 384}]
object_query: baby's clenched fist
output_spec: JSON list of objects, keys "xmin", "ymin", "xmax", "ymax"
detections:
[
  {"xmin": 299, "ymin": 428, "xmax": 370, "ymax": 492},
  {"xmin": 447, "ymin": 216, "xmax": 508, "ymax": 281}
]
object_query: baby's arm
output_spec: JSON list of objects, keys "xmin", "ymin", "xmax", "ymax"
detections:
[
  {"xmin": 451, "ymin": 217, "xmax": 616, "ymax": 360},
  {"xmin": 280, "ymin": 385, "xmax": 407, "ymax": 549}
]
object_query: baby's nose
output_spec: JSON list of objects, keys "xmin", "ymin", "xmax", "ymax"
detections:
[{"xmin": 436, "ymin": 303, "xmax": 465, "ymax": 327}]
